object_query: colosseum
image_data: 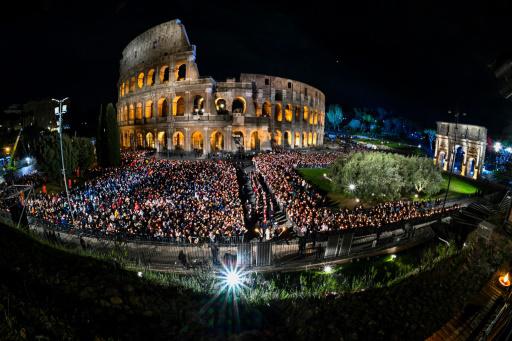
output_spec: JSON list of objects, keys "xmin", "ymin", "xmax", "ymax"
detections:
[{"xmin": 117, "ymin": 19, "xmax": 325, "ymax": 154}]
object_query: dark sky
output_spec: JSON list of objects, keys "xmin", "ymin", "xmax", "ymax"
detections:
[{"xmin": 2, "ymin": 0, "xmax": 512, "ymax": 135}]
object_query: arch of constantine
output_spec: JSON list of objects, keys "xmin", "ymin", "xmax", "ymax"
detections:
[
  {"xmin": 117, "ymin": 19, "xmax": 325, "ymax": 154},
  {"xmin": 433, "ymin": 121, "xmax": 487, "ymax": 179}
]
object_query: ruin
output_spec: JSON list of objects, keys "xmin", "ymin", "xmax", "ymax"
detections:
[
  {"xmin": 116, "ymin": 19, "xmax": 325, "ymax": 154},
  {"xmin": 434, "ymin": 121, "xmax": 487, "ymax": 179}
]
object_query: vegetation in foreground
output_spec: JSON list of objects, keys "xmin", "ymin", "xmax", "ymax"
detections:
[{"xmin": 0, "ymin": 223, "xmax": 509, "ymax": 340}]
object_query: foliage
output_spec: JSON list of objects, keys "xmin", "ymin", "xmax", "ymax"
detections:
[
  {"xmin": 326, "ymin": 104, "xmax": 344, "ymax": 131},
  {"xmin": 347, "ymin": 118, "xmax": 362, "ymax": 131},
  {"xmin": 329, "ymin": 152, "xmax": 443, "ymax": 201},
  {"xmin": 30, "ymin": 132, "xmax": 78, "ymax": 180},
  {"xmin": 72, "ymin": 137, "xmax": 96, "ymax": 171},
  {"xmin": 96, "ymin": 103, "xmax": 120, "ymax": 167}
]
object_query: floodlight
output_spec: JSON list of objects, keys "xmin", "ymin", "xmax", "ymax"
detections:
[
  {"xmin": 62, "ymin": 105, "xmax": 67, "ymax": 113},
  {"xmin": 348, "ymin": 184, "xmax": 356, "ymax": 191},
  {"xmin": 25, "ymin": 157, "xmax": 30, "ymax": 164},
  {"xmin": 494, "ymin": 142, "xmax": 503, "ymax": 153},
  {"xmin": 390, "ymin": 254, "xmax": 397, "ymax": 260},
  {"xmin": 324, "ymin": 265, "xmax": 333, "ymax": 273},
  {"xmin": 137, "ymin": 271, "xmax": 143, "ymax": 278},
  {"xmin": 54, "ymin": 107, "xmax": 59, "ymax": 114},
  {"xmin": 219, "ymin": 266, "xmax": 247, "ymax": 293},
  {"xmin": 355, "ymin": 198, "xmax": 360, "ymax": 203}
]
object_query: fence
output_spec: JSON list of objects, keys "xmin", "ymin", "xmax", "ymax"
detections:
[{"xmin": 25, "ymin": 214, "xmax": 439, "ymax": 271}]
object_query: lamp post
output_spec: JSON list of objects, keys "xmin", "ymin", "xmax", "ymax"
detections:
[
  {"xmin": 441, "ymin": 110, "xmax": 466, "ymax": 214},
  {"xmin": 52, "ymin": 97, "xmax": 74, "ymax": 224}
]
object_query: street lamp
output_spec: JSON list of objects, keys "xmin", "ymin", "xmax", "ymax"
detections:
[
  {"xmin": 52, "ymin": 97, "xmax": 74, "ymax": 224},
  {"xmin": 442, "ymin": 110, "xmax": 466, "ymax": 215}
]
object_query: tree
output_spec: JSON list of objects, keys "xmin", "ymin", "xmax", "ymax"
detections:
[
  {"xmin": 326, "ymin": 104, "xmax": 344, "ymax": 131},
  {"xmin": 329, "ymin": 152, "xmax": 443, "ymax": 201},
  {"xmin": 31, "ymin": 132, "xmax": 78, "ymax": 181},
  {"xmin": 424, "ymin": 129, "xmax": 437, "ymax": 156},
  {"xmin": 97, "ymin": 103, "xmax": 120, "ymax": 167},
  {"xmin": 72, "ymin": 137, "xmax": 96, "ymax": 171},
  {"xmin": 347, "ymin": 119, "xmax": 362, "ymax": 131}
]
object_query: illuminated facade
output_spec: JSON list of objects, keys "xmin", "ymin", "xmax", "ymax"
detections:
[
  {"xmin": 434, "ymin": 121, "xmax": 487, "ymax": 179},
  {"xmin": 117, "ymin": 19, "xmax": 325, "ymax": 154}
]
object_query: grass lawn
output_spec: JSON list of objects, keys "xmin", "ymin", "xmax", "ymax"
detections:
[
  {"xmin": 354, "ymin": 137, "xmax": 424, "ymax": 156},
  {"xmin": 297, "ymin": 167, "xmax": 481, "ymax": 207}
]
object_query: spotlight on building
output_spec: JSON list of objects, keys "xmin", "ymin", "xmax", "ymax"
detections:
[
  {"xmin": 348, "ymin": 183, "xmax": 356, "ymax": 191},
  {"xmin": 494, "ymin": 142, "xmax": 503, "ymax": 153},
  {"xmin": 324, "ymin": 265, "xmax": 333, "ymax": 274}
]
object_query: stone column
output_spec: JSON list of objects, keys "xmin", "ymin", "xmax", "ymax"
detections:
[
  {"xmin": 226, "ymin": 126, "xmax": 233, "ymax": 151},
  {"xmin": 203, "ymin": 127, "xmax": 210, "ymax": 155},
  {"xmin": 185, "ymin": 127, "xmax": 191, "ymax": 152}
]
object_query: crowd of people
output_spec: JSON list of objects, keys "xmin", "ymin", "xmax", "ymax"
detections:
[
  {"xmin": 27, "ymin": 153, "xmax": 246, "ymax": 243},
  {"xmin": 253, "ymin": 151, "xmax": 459, "ymax": 236}
]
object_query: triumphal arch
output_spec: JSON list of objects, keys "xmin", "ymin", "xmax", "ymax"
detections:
[{"xmin": 433, "ymin": 121, "xmax": 487, "ymax": 179}]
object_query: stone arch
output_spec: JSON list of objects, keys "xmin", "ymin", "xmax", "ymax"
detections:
[
  {"xmin": 303, "ymin": 132, "xmax": 308, "ymax": 146},
  {"xmin": 147, "ymin": 69, "xmax": 155, "ymax": 86},
  {"xmin": 137, "ymin": 72, "xmax": 145, "ymax": 88},
  {"xmin": 284, "ymin": 130, "xmax": 292, "ymax": 147},
  {"xmin": 308, "ymin": 132, "xmax": 313, "ymax": 145},
  {"xmin": 233, "ymin": 131, "xmax": 245, "ymax": 150},
  {"xmin": 173, "ymin": 131, "xmax": 185, "ymax": 150},
  {"xmin": 295, "ymin": 132, "xmax": 301, "ymax": 147},
  {"xmin": 438, "ymin": 151, "xmax": 446, "ymax": 169},
  {"xmin": 303, "ymin": 106, "xmax": 309, "ymax": 122},
  {"xmin": 215, "ymin": 98, "xmax": 228, "ymax": 114},
  {"xmin": 232, "ymin": 97, "xmax": 246, "ymax": 114},
  {"xmin": 313, "ymin": 112, "xmax": 318, "ymax": 125},
  {"xmin": 130, "ymin": 77, "xmax": 136, "ymax": 92},
  {"xmin": 159, "ymin": 65, "xmax": 170, "ymax": 83},
  {"xmin": 274, "ymin": 129, "xmax": 282, "ymax": 145},
  {"xmin": 263, "ymin": 101, "xmax": 272, "ymax": 117},
  {"xmin": 136, "ymin": 132, "xmax": 143, "ymax": 147},
  {"xmin": 129, "ymin": 104, "xmax": 135, "ymax": 120},
  {"xmin": 313, "ymin": 132, "xmax": 318, "ymax": 145},
  {"xmin": 173, "ymin": 96, "xmax": 185, "ymax": 116},
  {"xmin": 191, "ymin": 131, "xmax": 204, "ymax": 152},
  {"xmin": 157, "ymin": 131, "xmax": 166, "ymax": 149},
  {"xmin": 146, "ymin": 132, "xmax": 155, "ymax": 148},
  {"xmin": 136, "ymin": 103, "xmax": 143, "ymax": 119},
  {"xmin": 120, "ymin": 82, "xmax": 125, "ymax": 97},
  {"xmin": 158, "ymin": 98, "xmax": 169, "ymax": 117},
  {"xmin": 453, "ymin": 145, "xmax": 465, "ymax": 174},
  {"xmin": 309, "ymin": 111, "xmax": 315, "ymax": 125},
  {"xmin": 210, "ymin": 131, "xmax": 224, "ymax": 152},
  {"xmin": 177, "ymin": 63, "xmax": 186, "ymax": 81},
  {"xmin": 285, "ymin": 104, "xmax": 293, "ymax": 122},
  {"xmin": 250, "ymin": 131, "xmax": 260, "ymax": 150},
  {"xmin": 468, "ymin": 158, "xmax": 476, "ymax": 177},
  {"xmin": 193, "ymin": 95, "xmax": 204, "ymax": 114},
  {"xmin": 275, "ymin": 103, "xmax": 283, "ymax": 122},
  {"xmin": 145, "ymin": 100, "xmax": 153, "ymax": 119}
]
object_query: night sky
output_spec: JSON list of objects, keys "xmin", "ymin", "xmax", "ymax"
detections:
[{"xmin": 2, "ymin": 0, "xmax": 512, "ymax": 135}]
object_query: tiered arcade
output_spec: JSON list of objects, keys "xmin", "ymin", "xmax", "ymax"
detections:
[{"xmin": 117, "ymin": 19, "xmax": 325, "ymax": 154}]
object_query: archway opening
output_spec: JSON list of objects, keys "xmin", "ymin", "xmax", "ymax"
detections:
[
  {"xmin": 215, "ymin": 98, "xmax": 228, "ymax": 114},
  {"xmin": 158, "ymin": 98, "xmax": 169, "ymax": 117},
  {"xmin": 275, "ymin": 103, "xmax": 283, "ymax": 122},
  {"xmin": 468, "ymin": 158, "xmax": 476, "ymax": 177},
  {"xmin": 274, "ymin": 130, "xmax": 282, "ymax": 146},
  {"xmin": 173, "ymin": 131, "xmax": 185, "ymax": 150},
  {"xmin": 191, "ymin": 131, "xmax": 204, "ymax": 152},
  {"xmin": 160, "ymin": 65, "xmax": 170, "ymax": 83},
  {"xmin": 129, "ymin": 104, "xmax": 135, "ymax": 120},
  {"xmin": 285, "ymin": 104, "xmax": 293, "ymax": 122},
  {"xmin": 232, "ymin": 97, "xmax": 246, "ymax": 114},
  {"xmin": 263, "ymin": 101, "xmax": 272, "ymax": 117},
  {"xmin": 193, "ymin": 96, "xmax": 204, "ymax": 115},
  {"xmin": 173, "ymin": 97, "xmax": 185, "ymax": 116},
  {"xmin": 137, "ymin": 72, "xmax": 145, "ymax": 88},
  {"xmin": 284, "ymin": 131, "xmax": 291, "ymax": 147},
  {"xmin": 453, "ymin": 146, "xmax": 465, "ymax": 174},
  {"xmin": 295, "ymin": 132, "xmax": 301, "ymax": 147},
  {"xmin": 250, "ymin": 131, "xmax": 260, "ymax": 151},
  {"xmin": 157, "ymin": 131, "xmax": 166, "ymax": 149},
  {"xmin": 177, "ymin": 64, "xmax": 186, "ymax": 81},
  {"xmin": 233, "ymin": 131, "xmax": 244, "ymax": 151},
  {"xmin": 145, "ymin": 101, "xmax": 153, "ymax": 119},
  {"xmin": 146, "ymin": 132, "xmax": 155, "ymax": 149},
  {"xmin": 147, "ymin": 69, "xmax": 155, "ymax": 86},
  {"xmin": 136, "ymin": 103, "xmax": 143, "ymax": 120},
  {"xmin": 137, "ymin": 133, "xmax": 143, "ymax": 147},
  {"xmin": 303, "ymin": 106, "xmax": 309, "ymax": 122},
  {"xmin": 210, "ymin": 131, "xmax": 224, "ymax": 152}
]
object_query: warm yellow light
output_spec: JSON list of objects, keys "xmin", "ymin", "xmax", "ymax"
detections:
[
  {"xmin": 499, "ymin": 272, "xmax": 510, "ymax": 287},
  {"xmin": 5, "ymin": 147, "xmax": 11, "ymax": 154}
]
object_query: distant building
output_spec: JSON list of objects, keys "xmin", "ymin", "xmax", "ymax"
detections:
[
  {"xmin": 492, "ymin": 58, "xmax": 512, "ymax": 100},
  {"xmin": 117, "ymin": 19, "xmax": 325, "ymax": 154}
]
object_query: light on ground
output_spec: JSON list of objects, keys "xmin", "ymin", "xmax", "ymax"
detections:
[
  {"xmin": 226, "ymin": 271, "xmax": 241, "ymax": 287},
  {"xmin": 324, "ymin": 265, "xmax": 333, "ymax": 273}
]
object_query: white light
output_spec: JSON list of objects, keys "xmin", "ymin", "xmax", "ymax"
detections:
[
  {"xmin": 25, "ymin": 157, "xmax": 30, "ymax": 163},
  {"xmin": 62, "ymin": 104, "xmax": 67, "ymax": 113},
  {"xmin": 494, "ymin": 142, "xmax": 503, "ymax": 153},
  {"xmin": 506, "ymin": 147, "xmax": 512, "ymax": 153},
  {"xmin": 137, "ymin": 271, "xmax": 143, "ymax": 278},
  {"xmin": 54, "ymin": 107, "xmax": 59, "ymax": 114},
  {"xmin": 355, "ymin": 198, "xmax": 360, "ymax": 203},
  {"xmin": 226, "ymin": 270, "xmax": 241, "ymax": 287},
  {"xmin": 391, "ymin": 254, "xmax": 397, "ymax": 260},
  {"xmin": 417, "ymin": 144, "xmax": 421, "ymax": 148},
  {"xmin": 414, "ymin": 194, "xmax": 418, "ymax": 198},
  {"xmin": 324, "ymin": 265, "xmax": 333, "ymax": 273},
  {"xmin": 323, "ymin": 173, "xmax": 327, "ymax": 177},
  {"xmin": 348, "ymin": 183, "xmax": 356, "ymax": 191}
]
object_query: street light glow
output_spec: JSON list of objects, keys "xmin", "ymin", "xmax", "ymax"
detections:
[
  {"xmin": 324, "ymin": 265, "xmax": 333, "ymax": 273},
  {"xmin": 494, "ymin": 142, "xmax": 503, "ymax": 153},
  {"xmin": 348, "ymin": 183, "xmax": 356, "ymax": 191}
]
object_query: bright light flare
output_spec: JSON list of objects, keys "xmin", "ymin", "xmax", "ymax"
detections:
[
  {"xmin": 324, "ymin": 265, "xmax": 333, "ymax": 274},
  {"xmin": 348, "ymin": 183, "xmax": 356, "ymax": 191},
  {"xmin": 390, "ymin": 254, "xmax": 397, "ymax": 260},
  {"xmin": 499, "ymin": 272, "xmax": 510, "ymax": 287},
  {"xmin": 494, "ymin": 142, "xmax": 503, "ymax": 153},
  {"xmin": 218, "ymin": 265, "xmax": 248, "ymax": 294},
  {"xmin": 137, "ymin": 271, "xmax": 143, "ymax": 278}
]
